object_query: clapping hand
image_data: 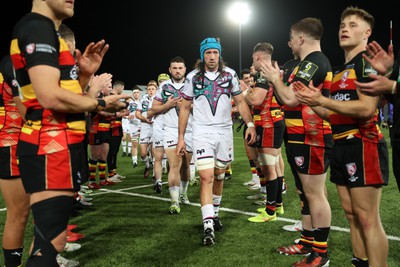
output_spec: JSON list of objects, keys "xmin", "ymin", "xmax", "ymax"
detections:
[{"xmin": 76, "ymin": 40, "xmax": 110, "ymax": 78}]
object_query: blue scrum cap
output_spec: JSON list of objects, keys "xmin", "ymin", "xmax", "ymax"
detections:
[{"xmin": 200, "ymin": 37, "xmax": 221, "ymax": 62}]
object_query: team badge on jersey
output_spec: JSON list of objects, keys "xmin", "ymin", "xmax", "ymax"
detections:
[
  {"xmin": 339, "ymin": 70, "xmax": 350, "ymax": 89},
  {"xmin": 296, "ymin": 61, "xmax": 318, "ymax": 81},
  {"xmin": 256, "ymin": 71, "xmax": 267, "ymax": 84},
  {"xmin": 362, "ymin": 58, "xmax": 378, "ymax": 78}
]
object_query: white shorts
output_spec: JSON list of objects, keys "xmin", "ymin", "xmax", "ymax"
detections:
[
  {"xmin": 130, "ymin": 123, "xmax": 141, "ymax": 138},
  {"xmin": 139, "ymin": 123, "xmax": 153, "ymax": 144},
  {"xmin": 164, "ymin": 127, "xmax": 193, "ymax": 153},
  {"xmin": 122, "ymin": 118, "xmax": 130, "ymax": 134},
  {"xmin": 152, "ymin": 122, "xmax": 164, "ymax": 148},
  {"xmin": 152, "ymin": 137, "xmax": 164, "ymax": 148},
  {"xmin": 192, "ymin": 129, "xmax": 233, "ymax": 167}
]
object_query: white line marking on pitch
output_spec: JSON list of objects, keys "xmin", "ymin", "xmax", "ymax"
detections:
[
  {"xmin": 90, "ymin": 184, "xmax": 400, "ymax": 242},
  {"xmin": 2, "ymin": 183, "xmax": 398, "ymax": 241}
]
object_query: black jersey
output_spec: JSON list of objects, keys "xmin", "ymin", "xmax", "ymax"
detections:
[{"xmin": 284, "ymin": 51, "xmax": 333, "ymax": 147}]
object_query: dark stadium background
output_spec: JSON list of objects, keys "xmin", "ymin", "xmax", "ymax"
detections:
[{"xmin": 1, "ymin": 0, "xmax": 397, "ymax": 88}]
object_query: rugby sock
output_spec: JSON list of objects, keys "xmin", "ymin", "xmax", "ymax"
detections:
[
  {"xmin": 121, "ymin": 140, "xmax": 127, "ymax": 153},
  {"xmin": 88, "ymin": 159, "xmax": 98, "ymax": 182},
  {"xmin": 98, "ymin": 160, "xmax": 107, "ymax": 181},
  {"xmin": 299, "ymin": 229, "xmax": 314, "ymax": 250},
  {"xmin": 201, "ymin": 204, "xmax": 214, "ymax": 230},
  {"xmin": 312, "ymin": 227, "xmax": 330, "ymax": 258},
  {"xmin": 266, "ymin": 178, "xmax": 278, "ymax": 215},
  {"xmin": 257, "ymin": 167, "xmax": 266, "ymax": 192},
  {"xmin": 169, "ymin": 186, "xmax": 180, "ymax": 203},
  {"xmin": 3, "ymin": 247, "xmax": 23, "ymax": 267},
  {"xmin": 249, "ymin": 160, "xmax": 258, "ymax": 182},
  {"xmin": 180, "ymin": 181, "xmax": 189, "ymax": 195},
  {"xmin": 212, "ymin": 194, "xmax": 222, "ymax": 217},
  {"xmin": 141, "ymin": 156, "xmax": 149, "ymax": 168},
  {"xmin": 351, "ymin": 255, "xmax": 369, "ymax": 267}
]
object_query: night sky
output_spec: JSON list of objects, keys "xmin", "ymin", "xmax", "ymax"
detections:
[{"xmin": 2, "ymin": 0, "xmax": 397, "ymax": 89}]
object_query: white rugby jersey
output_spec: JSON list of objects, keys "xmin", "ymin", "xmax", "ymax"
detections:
[
  {"xmin": 149, "ymin": 90, "xmax": 164, "ymax": 135},
  {"xmin": 127, "ymin": 99, "xmax": 141, "ymax": 125},
  {"xmin": 154, "ymin": 79, "xmax": 193, "ymax": 132},
  {"xmin": 182, "ymin": 67, "xmax": 241, "ymax": 131},
  {"xmin": 137, "ymin": 94, "xmax": 153, "ymax": 131}
]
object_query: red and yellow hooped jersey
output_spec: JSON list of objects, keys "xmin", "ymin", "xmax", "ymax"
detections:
[{"xmin": 11, "ymin": 13, "xmax": 85, "ymax": 155}]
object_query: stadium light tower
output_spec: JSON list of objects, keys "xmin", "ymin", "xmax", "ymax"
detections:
[{"xmin": 228, "ymin": 2, "xmax": 251, "ymax": 73}]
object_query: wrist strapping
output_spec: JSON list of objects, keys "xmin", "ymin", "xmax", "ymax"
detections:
[{"xmin": 95, "ymin": 99, "xmax": 106, "ymax": 112}]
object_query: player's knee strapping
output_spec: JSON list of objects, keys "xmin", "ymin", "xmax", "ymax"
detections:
[
  {"xmin": 216, "ymin": 172, "xmax": 225, "ymax": 180},
  {"xmin": 258, "ymin": 153, "xmax": 279, "ymax": 166},
  {"xmin": 28, "ymin": 196, "xmax": 74, "ymax": 266},
  {"xmin": 215, "ymin": 160, "xmax": 229, "ymax": 170},
  {"xmin": 196, "ymin": 157, "xmax": 214, "ymax": 171}
]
